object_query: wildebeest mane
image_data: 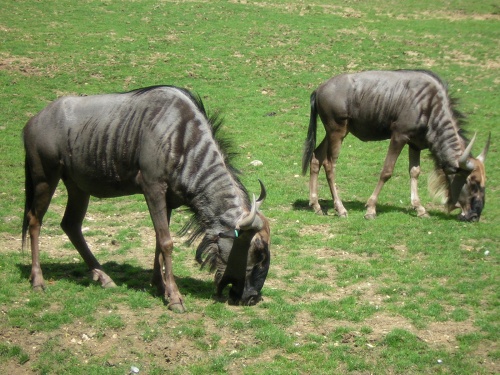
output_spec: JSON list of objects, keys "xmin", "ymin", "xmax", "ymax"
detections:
[
  {"xmin": 398, "ymin": 69, "xmax": 467, "ymax": 131},
  {"xmin": 129, "ymin": 84, "xmax": 243, "ymax": 181}
]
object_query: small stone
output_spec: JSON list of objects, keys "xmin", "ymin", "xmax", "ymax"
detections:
[{"xmin": 249, "ymin": 160, "xmax": 263, "ymax": 167}]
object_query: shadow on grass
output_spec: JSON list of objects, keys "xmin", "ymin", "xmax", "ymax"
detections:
[
  {"xmin": 16, "ymin": 260, "xmax": 215, "ymax": 302},
  {"xmin": 292, "ymin": 198, "xmax": 455, "ymax": 220}
]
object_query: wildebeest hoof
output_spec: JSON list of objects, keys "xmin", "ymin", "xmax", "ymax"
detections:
[
  {"xmin": 243, "ymin": 295, "xmax": 262, "ymax": 306},
  {"xmin": 311, "ymin": 204, "xmax": 323, "ymax": 215},
  {"xmin": 102, "ymin": 280, "xmax": 117, "ymax": 288},
  {"xmin": 364, "ymin": 213, "xmax": 376, "ymax": 220},
  {"xmin": 32, "ymin": 284, "xmax": 45, "ymax": 292},
  {"xmin": 168, "ymin": 302, "xmax": 186, "ymax": 313},
  {"xmin": 92, "ymin": 269, "xmax": 117, "ymax": 288},
  {"xmin": 314, "ymin": 208, "xmax": 324, "ymax": 216},
  {"xmin": 213, "ymin": 293, "xmax": 227, "ymax": 303}
]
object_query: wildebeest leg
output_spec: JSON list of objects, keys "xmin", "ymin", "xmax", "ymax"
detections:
[
  {"xmin": 309, "ymin": 138, "xmax": 327, "ymax": 214},
  {"xmin": 141, "ymin": 183, "xmax": 185, "ymax": 313},
  {"xmin": 152, "ymin": 208, "xmax": 172, "ymax": 293},
  {"xmin": 61, "ymin": 181, "xmax": 116, "ymax": 288},
  {"xmin": 365, "ymin": 136, "xmax": 406, "ymax": 219},
  {"xmin": 324, "ymin": 126, "xmax": 348, "ymax": 217},
  {"xmin": 408, "ymin": 146, "xmax": 430, "ymax": 218},
  {"xmin": 28, "ymin": 179, "xmax": 59, "ymax": 291}
]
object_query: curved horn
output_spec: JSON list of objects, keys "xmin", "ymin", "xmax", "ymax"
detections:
[
  {"xmin": 477, "ymin": 132, "xmax": 491, "ymax": 163},
  {"xmin": 256, "ymin": 179, "xmax": 267, "ymax": 210},
  {"xmin": 458, "ymin": 132, "xmax": 476, "ymax": 172},
  {"xmin": 236, "ymin": 194, "xmax": 257, "ymax": 230}
]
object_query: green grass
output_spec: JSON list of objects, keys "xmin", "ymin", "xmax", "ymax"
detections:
[{"xmin": 1, "ymin": 0, "xmax": 499, "ymax": 374}]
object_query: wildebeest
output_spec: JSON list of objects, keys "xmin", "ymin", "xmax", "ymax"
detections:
[
  {"xmin": 22, "ymin": 85, "xmax": 271, "ymax": 313},
  {"xmin": 302, "ymin": 70, "xmax": 490, "ymax": 221}
]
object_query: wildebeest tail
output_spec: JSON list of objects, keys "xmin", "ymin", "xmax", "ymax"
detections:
[
  {"xmin": 302, "ymin": 91, "xmax": 318, "ymax": 175},
  {"xmin": 22, "ymin": 155, "xmax": 33, "ymax": 251}
]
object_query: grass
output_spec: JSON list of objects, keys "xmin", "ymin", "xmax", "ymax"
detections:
[{"xmin": 1, "ymin": 0, "xmax": 499, "ymax": 374}]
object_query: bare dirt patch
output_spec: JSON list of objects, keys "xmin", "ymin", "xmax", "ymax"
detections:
[
  {"xmin": 0, "ymin": 53, "xmax": 42, "ymax": 77},
  {"xmin": 364, "ymin": 312, "xmax": 476, "ymax": 348}
]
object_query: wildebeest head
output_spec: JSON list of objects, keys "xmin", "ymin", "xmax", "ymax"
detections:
[
  {"xmin": 447, "ymin": 133, "xmax": 490, "ymax": 222},
  {"xmin": 198, "ymin": 181, "xmax": 270, "ymax": 305}
]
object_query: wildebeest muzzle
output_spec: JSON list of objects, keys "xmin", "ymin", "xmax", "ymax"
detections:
[{"xmin": 216, "ymin": 230, "xmax": 270, "ymax": 306}]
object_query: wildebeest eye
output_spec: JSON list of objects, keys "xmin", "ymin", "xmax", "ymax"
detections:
[
  {"xmin": 468, "ymin": 181, "xmax": 481, "ymax": 194},
  {"xmin": 253, "ymin": 242, "xmax": 269, "ymax": 266},
  {"xmin": 254, "ymin": 251, "xmax": 265, "ymax": 265}
]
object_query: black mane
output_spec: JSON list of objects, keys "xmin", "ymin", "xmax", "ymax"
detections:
[
  {"xmin": 415, "ymin": 70, "xmax": 467, "ymax": 130},
  {"xmin": 399, "ymin": 70, "xmax": 468, "ymax": 141},
  {"xmin": 129, "ymin": 85, "xmax": 243, "ymax": 177}
]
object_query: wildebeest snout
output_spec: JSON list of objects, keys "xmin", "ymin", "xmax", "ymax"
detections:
[{"xmin": 240, "ymin": 289, "xmax": 262, "ymax": 306}]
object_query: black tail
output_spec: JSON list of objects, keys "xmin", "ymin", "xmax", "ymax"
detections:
[
  {"xmin": 302, "ymin": 91, "xmax": 318, "ymax": 175},
  {"xmin": 22, "ymin": 155, "xmax": 33, "ymax": 251}
]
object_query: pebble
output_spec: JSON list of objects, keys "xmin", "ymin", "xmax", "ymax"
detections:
[{"xmin": 249, "ymin": 160, "xmax": 263, "ymax": 166}]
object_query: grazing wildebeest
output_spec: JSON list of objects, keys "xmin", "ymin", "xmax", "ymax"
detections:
[
  {"xmin": 302, "ymin": 70, "xmax": 490, "ymax": 221},
  {"xmin": 22, "ymin": 85, "xmax": 271, "ymax": 312}
]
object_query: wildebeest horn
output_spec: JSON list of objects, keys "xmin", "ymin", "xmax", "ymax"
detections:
[
  {"xmin": 458, "ymin": 132, "xmax": 477, "ymax": 172},
  {"xmin": 237, "ymin": 194, "xmax": 257, "ymax": 230},
  {"xmin": 256, "ymin": 179, "xmax": 267, "ymax": 210},
  {"xmin": 477, "ymin": 132, "xmax": 491, "ymax": 163},
  {"xmin": 236, "ymin": 180, "xmax": 266, "ymax": 230}
]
